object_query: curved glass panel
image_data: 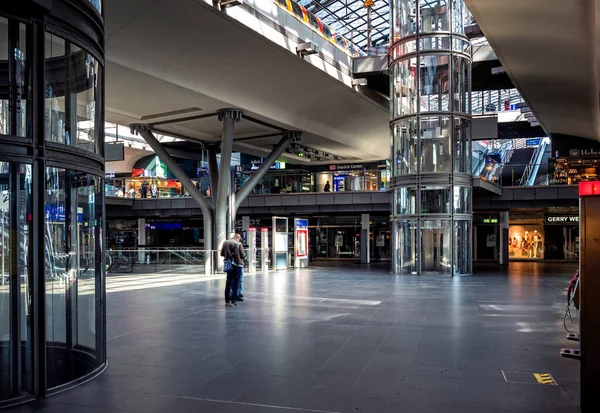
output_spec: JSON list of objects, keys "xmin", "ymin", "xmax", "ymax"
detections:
[
  {"xmin": 0, "ymin": 17, "xmax": 7, "ymax": 136},
  {"xmin": 419, "ymin": 0, "xmax": 449, "ymax": 33},
  {"xmin": 453, "ymin": 186, "xmax": 471, "ymax": 214},
  {"xmin": 393, "ymin": 0, "xmax": 417, "ymax": 42},
  {"xmin": 419, "ymin": 54, "xmax": 450, "ymax": 112},
  {"xmin": 420, "ymin": 116, "xmax": 451, "ymax": 173},
  {"xmin": 45, "ymin": 168, "xmax": 103, "ymax": 389},
  {"xmin": 452, "ymin": 55, "xmax": 470, "ymax": 114},
  {"xmin": 392, "ymin": 58, "xmax": 418, "ymax": 117},
  {"xmin": 0, "ymin": 162, "xmax": 33, "ymax": 402},
  {"xmin": 454, "ymin": 220, "xmax": 471, "ymax": 274},
  {"xmin": 393, "ymin": 118, "xmax": 418, "ymax": 175},
  {"xmin": 45, "ymin": 32, "xmax": 102, "ymax": 154},
  {"xmin": 451, "ymin": 0, "xmax": 468, "ymax": 35},
  {"xmin": 0, "ymin": 18, "xmax": 30, "ymax": 138},
  {"xmin": 421, "ymin": 186, "xmax": 451, "ymax": 213},
  {"xmin": 395, "ymin": 187, "xmax": 417, "ymax": 215},
  {"xmin": 419, "ymin": 35, "xmax": 451, "ymax": 52},
  {"xmin": 453, "ymin": 117, "xmax": 471, "ymax": 173},
  {"xmin": 391, "ymin": 40, "xmax": 417, "ymax": 60},
  {"xmin": 395, "ymin": 219, "xmax": 418, "ymax": 274},
  {"xmin": 453, "ymin": 38, "xmax": 471, "ymax": 53}
]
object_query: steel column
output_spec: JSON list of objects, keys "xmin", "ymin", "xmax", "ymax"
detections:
[
  {"xmin": 215, "ymin": 109, "xmax": 242, "ymax": 260},
  {"xmin": 207, "ymin": 145, "xmax": 219, "ymax": 207}
]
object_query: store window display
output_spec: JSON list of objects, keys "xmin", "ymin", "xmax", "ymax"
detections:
[{"xmin": 508, "ymin": 225, "xmax": 544, "ymax": 260}]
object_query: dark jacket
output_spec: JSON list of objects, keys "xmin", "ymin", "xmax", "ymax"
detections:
[{"xmin": 220, "ymin": 238, "xmax": 246, "ymax": 267}]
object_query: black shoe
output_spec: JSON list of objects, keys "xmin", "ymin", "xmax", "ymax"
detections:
[
  {"xmin": 235, "ymin": 297, "xmax": 244, "ymax": 302},
  {"xmin": 238, "ymin": 294, "xmax": 244, "ymax": 298}
]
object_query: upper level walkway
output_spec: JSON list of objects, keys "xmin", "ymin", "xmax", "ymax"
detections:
[
  {"xmin": 106, "ymin": 183, "xmax": 579, "ymax": 218},
  {"xmin": 4, "ymin": 262, "xmax": 580, "ymax": 413}
]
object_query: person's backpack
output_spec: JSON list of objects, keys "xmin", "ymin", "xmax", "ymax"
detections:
[{"xmin": 223, "ymin": 242, "xmax": 237, "ymax": 272}]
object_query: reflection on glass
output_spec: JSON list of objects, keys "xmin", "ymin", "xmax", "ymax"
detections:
[
  {"xmin": 0, "ymin": 20, "xmax": 29, "ymax": 137},
  {"xmin": 393, "ymin": 58, "xmax": 417, "ymax": 117},
  {"xmin": 420, "ymin": 116, "xmax": 451, "ymax": 173},
  {"xmin": 395, "ymin": 187, "xmax": 417, "ymax": 215},
  {"xmin": 421, "ymin": 219, "xmax": 452, "ymax": 274},
  {"xmin": 0, "ymin": 162, "xmax": 33, "ymax": 401},
  {"xmin": 453, "ymin": 117, "xmax": 470, "ymax": 173},
  {"xmin": 419, "ymin": 0, "xmax": 449, "ymax": 33},
  {"xmin": 393, "ymin": 0, "xmax": 417, "ymax": 41},
  {"xmin": 419, "ymin": 55, "xmax": 449, "ymax": 112},
  {"xmin": 419, "ymin": 35, "xmax": 451, "ymax": 51},
  {"xmin": 452, "ymin": 0, "xmax": 468, "ymax": 34},
  {"xmin": 393, "ymin": 118, "xmax": 418, "ymax": 175},
  {"xmin": 453, "ymin": 186, "xmax": 470, "ymax": 214},
  {"xmin": 0, "ymin": 18, "xmax": 7, "ymax": 135},
  {"xmin": 454, "ymin": 220, "xmax": 471, "ymax": 274},
  {"xmin": 421, "ymin": 186, "xmax": 451, "ymax": 213},
  {"xmin": 0, "ymin": 162, "xmax": 10, "ymax": 400},
  {"xmin": 45, "ymin": 168, "xmax": 103, "ymax": 389},
  {"xmin": 73, "ymin": 44, "xmax": 100, "ymax": 153},
  {"xmin": 453, "ymin": 56, "xmax": 470, "ymax": 113},
  {"xmin": 396, "ymin": 220, "xmax": 418, "ymax": 274},
  {"xmin": 44, "ymin": 33, "xmax": 101, "ymax": 154},
  {"xmin": 45, "ymin": 33, "xmax": 66, "ymax": 145},
  {"xmin": 15, "ymin": 23, "xmax": 29, "ymax": 138}
]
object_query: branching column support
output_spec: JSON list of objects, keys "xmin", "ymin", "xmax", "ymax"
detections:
[
  {"xmin": 134, "ymin": 125, "xmax": 214, "ymax": 275},
  {"xmin": 232, "ymin": 132, "xmax": 297, "ymax": 220}
]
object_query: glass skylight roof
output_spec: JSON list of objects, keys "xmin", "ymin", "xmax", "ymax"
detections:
[{"xmin": 297, "ymin": 0, "xmax": 391, "ymax": 50}]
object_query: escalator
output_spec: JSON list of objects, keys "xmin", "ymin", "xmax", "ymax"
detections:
[
  {"xmin": 501, "ymin": 147, "xmax": 535, "ymax": 186},
  {"xmin": 521, "ymin": 140, "xmax": 551, "ymax": 186}
]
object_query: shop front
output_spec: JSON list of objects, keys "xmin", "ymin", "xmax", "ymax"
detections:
[
  {"xmin": 544, "ymin": 212, "xmax": 579, "ymax": 261},
  {"xmin": 507, "ymin": 209, "xmax": 580, "ymax": 262},
  {"xmin": 508, "ymin": 213, "xmax": 544, "ymax": 260}
]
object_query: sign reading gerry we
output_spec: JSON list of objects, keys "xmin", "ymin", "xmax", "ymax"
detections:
[{"xmin": 545, "ymin": 215, "xmax": 579, "ymax": 225}]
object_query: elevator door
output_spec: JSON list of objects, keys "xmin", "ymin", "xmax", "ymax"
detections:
[{"xmin": 421, "ymin": 221, "xmax": 451, "ymax": 275}]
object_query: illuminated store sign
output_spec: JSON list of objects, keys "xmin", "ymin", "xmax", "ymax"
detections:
[
  {"xmin": 545, "ymin": 215, "xmax": 579, "ymax": 224},
  {"xmin": 569, "ymin": 148, "xmax": 600, "ymax": 157},
  {"xmin": 329, "ymin": 164, "xmax": 364, "ymax": 171}
]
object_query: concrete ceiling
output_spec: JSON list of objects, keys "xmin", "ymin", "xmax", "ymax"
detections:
[
  {"xmin": 465, "ymin": 0, "xmax": 600, "ymax": 141},
  {"xmin": 104, "ymin": 0, "xmax": 389, "ymax": 163}
]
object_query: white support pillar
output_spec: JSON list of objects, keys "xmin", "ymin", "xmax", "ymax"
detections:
[
  {"xmin": 499, "ymin": 211, "xmax": 509, "ymax": 266},
  {"xmin": 361, "ymin": 213, "xmax": 370, "ymax": 264},
  {"xmin": 138, "ymin": 218, "xmax": 146, "ymax": 263}
]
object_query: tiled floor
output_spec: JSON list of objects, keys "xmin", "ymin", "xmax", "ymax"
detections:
[{"xmin": 6, "ymin": 262, "xmax": 580, "ymax": 412}]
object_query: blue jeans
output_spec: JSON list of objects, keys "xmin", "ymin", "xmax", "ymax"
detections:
[{"xmin": 236, "ymin": 266, "xmax": 244, "ymax": 296}]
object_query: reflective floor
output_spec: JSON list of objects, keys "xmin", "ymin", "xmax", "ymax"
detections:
[{"xmin": 5, "ymin": 262, "xmax": 580, "ymax": 412}]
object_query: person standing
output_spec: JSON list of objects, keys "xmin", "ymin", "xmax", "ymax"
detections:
[
  {"xmin": 220, "ymin": 233, "xmax": 246, "ymax": 306},
  {"xmin": 324, "ymin": 181, "xmax": 331, "ymax": 192},
  {"xmin": 140, "ymin": 179, "xmax": 149, "ymax": 198},
  {"xmin": 233, "ymin": 233, "xmax": 245, "ymax": 300}
]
